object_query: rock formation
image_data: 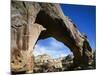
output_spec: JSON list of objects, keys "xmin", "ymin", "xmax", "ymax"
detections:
[
  {"xmin": 11, "ymin": 0, "xmax": 93, "ymax": 73},
  {"xmin": 34, "ymin": 54, "xmax": 63, "ymax": 72}
]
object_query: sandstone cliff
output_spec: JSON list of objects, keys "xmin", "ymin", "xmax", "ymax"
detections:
[{"xmin": 11, "ymin": 1, "xmax": 93, "ymax": 73}]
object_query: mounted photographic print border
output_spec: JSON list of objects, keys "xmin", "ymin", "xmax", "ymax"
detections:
[{"xmin": 11, "ymin": 0, "xmax": 96, "ymax": 74}]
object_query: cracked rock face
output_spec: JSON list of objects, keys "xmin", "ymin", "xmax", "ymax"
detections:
[{"xmin": 11, "ymin": 1, "xmax": 93, "ymax": 73}]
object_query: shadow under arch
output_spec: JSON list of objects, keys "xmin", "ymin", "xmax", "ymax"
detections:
[{"xmin": 35, "ymin": 10, "xmax": 83, "ymax": 66}]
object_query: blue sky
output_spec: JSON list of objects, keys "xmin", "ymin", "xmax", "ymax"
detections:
[
  {"xmin": 61, "ymin": 4, "xmax": 96, "ymax": 49},
  {"xmin": 34, "ymin": 4, "xmax": 96, "ymax": 58},
  {"xmin": 34, "ymin": 37, "xmax": 72, "ymax": 58}
]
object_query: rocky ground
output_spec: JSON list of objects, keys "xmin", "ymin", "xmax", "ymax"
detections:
[
  {"xmin": 11, "ymin": 53, "xmax": 95, "ymax": 74},
  {"xmin": 33, "ymin": 54, "xmax": 95, "ymax": 73}
]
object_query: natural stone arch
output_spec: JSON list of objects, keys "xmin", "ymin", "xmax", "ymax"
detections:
[
  {"xmin": 35, "ymin": 10, "xmax": 83, "ymax": 66},
  {"xmin": 11, "ymin": 1, "xmax": 93, "ymax": 73}
]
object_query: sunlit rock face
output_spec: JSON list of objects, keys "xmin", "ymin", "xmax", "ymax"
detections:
[
  {"xmin": 11, "ymin": 1, "xmax": 93, "ymax": 73},
  {"xmin": 35, "ymin": 54, "xmax": 52, "ymax": 64},
  {"xmin": 11, "ymin": 1, "xmax": 46, "ymax": 73}
]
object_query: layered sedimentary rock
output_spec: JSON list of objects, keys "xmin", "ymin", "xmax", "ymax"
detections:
[{"xmin": 11, "ymin": 1, "xmax": 93, "ymax": 73}]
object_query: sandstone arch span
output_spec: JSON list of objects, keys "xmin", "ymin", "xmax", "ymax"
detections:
[
  {"xmin": 35, "ymin": 9, "xmax": 92, "ymax": 67},
  {"xmin": 11, "ymin": 1, "xmax": 93, "ymax": 73}
]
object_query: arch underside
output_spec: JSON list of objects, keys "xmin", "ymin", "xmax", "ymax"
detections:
[
  {"xmin": 35, "ymin": 10, "xmax": 83, "ymax": 65},
  {"xmin": 11, "ymin": 1, "xmax": 94, "ymax": 73}
]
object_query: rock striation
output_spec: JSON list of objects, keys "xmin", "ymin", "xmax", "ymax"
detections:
[{"xmin": 11, "ymin": 1, "xmax": 93, "ymax": 73}]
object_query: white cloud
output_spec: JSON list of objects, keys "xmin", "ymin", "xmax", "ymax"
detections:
[
  {"xmin": 49, "ymin": 38, "xmax": 65, "ymax": 49},
  {"xmin": 60, "ymin": 53, "xmax": 67, "ymax": 57},
  {"xmin": 33, "ymin": 37, "xmax": 72, "ymax": 58},
  {"xmin": 33, "ymin": 44, "xmax": 48, "ymax": 56}
]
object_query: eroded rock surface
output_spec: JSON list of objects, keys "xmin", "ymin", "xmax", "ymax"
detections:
[{"xmin": 11, "ymin": 1, "xmax": 93, "ymax": 73}]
